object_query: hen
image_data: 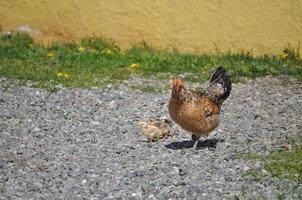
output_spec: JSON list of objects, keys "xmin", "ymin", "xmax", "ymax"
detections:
[{"xmin": 168, "ymin": 66, "xmax": 231, "ymax": 149}]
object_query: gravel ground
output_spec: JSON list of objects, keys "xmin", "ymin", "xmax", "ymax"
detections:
[{"xmin": 0, "ymin": 77, "xmax": 301, "ymax": 199}]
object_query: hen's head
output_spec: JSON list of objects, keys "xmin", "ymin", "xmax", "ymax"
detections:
[{"xmin": 172, "ymin": 77, "xmax": 184, "ymax": 98}]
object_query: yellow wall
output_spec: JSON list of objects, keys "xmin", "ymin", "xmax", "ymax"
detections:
[{"xmin": 0, "ymin": 0, "xmax": 302, "ymax": 55}]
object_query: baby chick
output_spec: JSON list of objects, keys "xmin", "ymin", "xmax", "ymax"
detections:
[{"xmin": 138, "ymin": 119, "xmax": 172, "ymax": 142}]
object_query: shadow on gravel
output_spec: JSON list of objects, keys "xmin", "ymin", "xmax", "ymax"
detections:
[{"xmin": 165, "ymin": 138, "xmax": 222, "ymax": 150}]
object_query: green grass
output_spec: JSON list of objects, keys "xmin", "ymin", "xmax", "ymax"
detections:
[
  {"xmin": 265, "ymin": 145, "xmax": 302, "ymax": 182},
  {"xmin": 129, "ymin": 83, "xmax": 170, "ymax": 94},
  {"xmin": 237, "ymin": 145, "xmax": 302, "ymax": 198},
  {"xmin": 0, "ymin": 33, "xmax": 301, "ymax": 89},
  {"xmin": 130, "ymin": 84, "xmax": 164, "ymax": 94},
  {"xmin": 243, "ymin": 169, "xmax": 263, "ymax": 182},
  {"xmin": 237, "ymin": 145, "xmax": 302, "ymax": 183}
]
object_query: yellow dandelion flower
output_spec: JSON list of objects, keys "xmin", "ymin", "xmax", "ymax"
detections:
[
  {"xmin": 242, "ymin": 66, "xmax": 250, "ymax": 73},
  {"xmin": 78, "ymin": 46, "xmax": 86, "ymax": 52},
  {"xmin": 106, "ymin": 49, "xmax": 113, "ymax": 55},
  {"xmin": 280, "ymin": 53, "xmax": 289, "ymax": 59},
  {"xmin": 203, "ymin": 65, "xmax": 210, "ymax": 71},
  {"xmin": 56, "ymin": 72, "xmax": 64, "ymax": 77},
  {"xmin": 47, "ymin": 51, "xmax": 54, "ymax": 58},
  {"xmin": 56, "ymin": 72, "xmax": 70, "ymax": 78},
  {"xmin": 130, "ymin": 63, "xmax": 139, "ymax": 69}
]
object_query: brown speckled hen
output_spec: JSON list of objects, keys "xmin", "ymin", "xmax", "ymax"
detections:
[{"xmin": 168, "ymin": 66, "xmax": 231, "ymax": 149}]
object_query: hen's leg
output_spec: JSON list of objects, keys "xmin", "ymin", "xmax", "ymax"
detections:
[{"xmin": 192, "ymin": 134, "xmax": 200, "ymax": 149}]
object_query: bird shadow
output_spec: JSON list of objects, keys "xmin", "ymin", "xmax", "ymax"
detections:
[{"xmin": 165, "ymin": 138, "xmax": 223, "ymax": 150}]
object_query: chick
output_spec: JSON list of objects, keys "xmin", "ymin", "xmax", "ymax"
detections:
[{"xmin": 138, "ymin": 119, "xmax": 172, "ymax": 142}]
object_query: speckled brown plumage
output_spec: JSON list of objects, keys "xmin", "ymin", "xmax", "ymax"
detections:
[{"xmin": 168, "ymin": 66, "xmax": 231, "ymax": 141}]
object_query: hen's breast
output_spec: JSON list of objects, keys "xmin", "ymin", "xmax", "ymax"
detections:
[{"xmin": 168, "ymin": 96, "xmax": 221, "ymax": 136}]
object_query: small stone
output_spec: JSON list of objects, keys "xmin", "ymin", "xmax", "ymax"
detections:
[
  {"xmin": 243, "ymin": 166, "xmax": 250, "ymax": 171},
  {"xmin": 108, "ymin": 100, "xmax": 118, "ymax": 109},
  {"xmin": 138, "ymin": 165, "xmax": 145, "ymax": 172},
  {"xmin": 96, "ymin": 101, "xmax": 103, "ymax": 107}
]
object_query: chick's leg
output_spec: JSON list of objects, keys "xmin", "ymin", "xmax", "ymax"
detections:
[{"xmin": 192, "ymin": 134, "xmax": 200, "ymax": 149}]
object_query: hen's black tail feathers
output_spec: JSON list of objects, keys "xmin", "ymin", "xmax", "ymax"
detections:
[{"xmin": 210, "ymin": 66, "xmax": 232, "ymax": 101}]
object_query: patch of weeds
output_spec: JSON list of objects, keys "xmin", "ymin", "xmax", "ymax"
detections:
[
  {"xmin": 277, "ymin": 193, "xmax": 286, "ymax": 200},
  {"xmin": 14, "ymin": 79, "xmax": 28, "ymax": 86},
  {"xmin": 239, "ymin": 185, "xmax": 247, "ymax": 197},
  {"xmin": 237, "ymin": 145, "xmax": 302, "ymax": 183},
  {"xmin": 235, "ymin": 150, "xmax": 262, "ymax": 160},
  {"xmin": 162, "ymin": 84, "xmax": 172, "ymax": 92},
  {"xmin": 253, "ymin": 196, "xmax": 269, "ymax": 200},
  {"xmin": 245, "ymin": 138, "xmax": 253, "ymax": 145},
  {"xmin": 31, "ymin": 81, "xmax": 60, "ymax": 93},
  {"xmin": 0, "ymin": 81, "xmax": 10, "ymax": 91},
  {"xmin": 243, "ymin": 169, "xmax": 262, "ymax": 181},
  {"xmin": 182, "ymin": 73, "xmax": 209, "ymax": 83},
  {"xmin": 0, "ymin": 185, "xmax": 5, "ymax": 194},
  {"xmin": 130, "ymin": 84, "xmax": 164, "ymax": 94},
  {"xmin": 0, "ymin": 33, "xmax": 301, "ymax": 89},
  {"xmin": 282, "ymin": 42, "xmax": 301, "ymax": 63},
  {"xmin": 242, "ymin": 153, "xmax": 262, "ymax": 160},
  {"xmin": 264, "ymin": 145, "xmax": 302, "ymax": 182}
]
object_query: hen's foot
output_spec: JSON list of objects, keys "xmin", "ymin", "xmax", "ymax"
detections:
[{"xmin": 191, "ymin": 135, "xmax": 200, "ymax": 150}]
